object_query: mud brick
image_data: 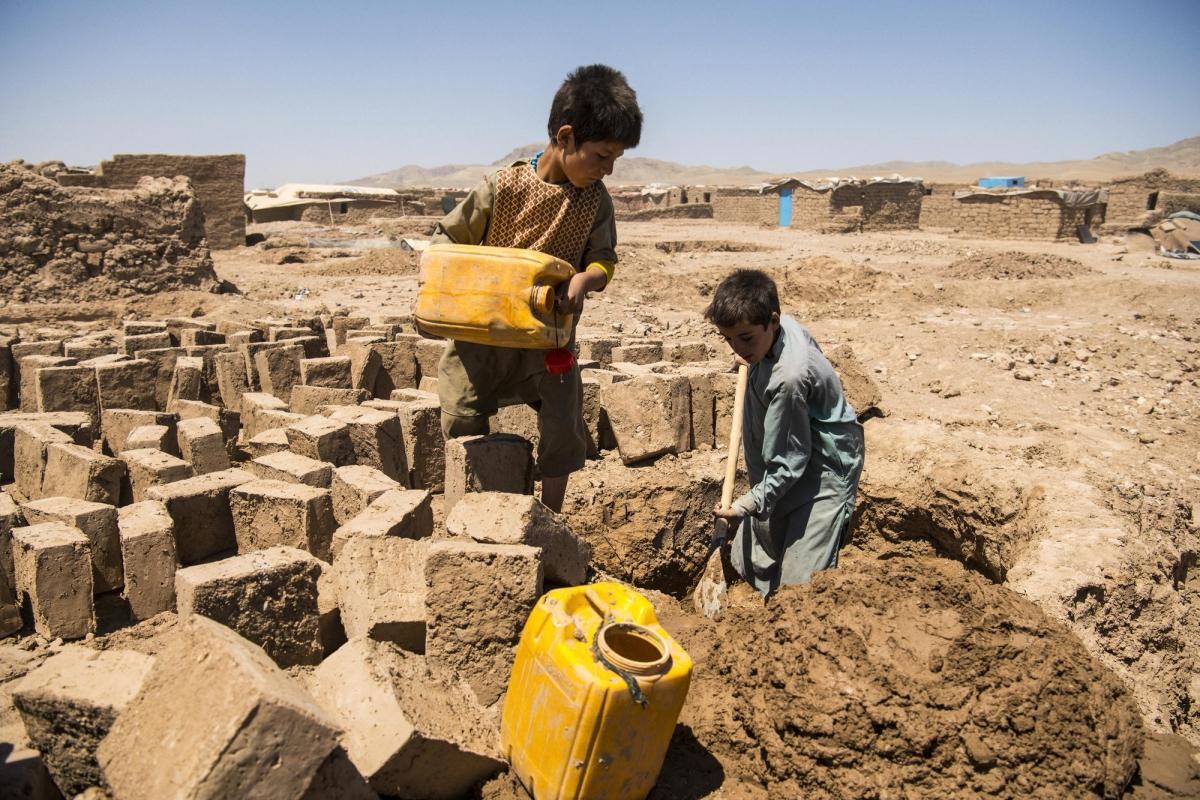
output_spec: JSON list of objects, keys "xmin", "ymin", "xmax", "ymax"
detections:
[
  {"xmin": 713, "ymin": 371, "xmax": 738, "ymax": 449},
  {"xmin": 611, "ymin": 342, "xmax": 664, "ymax": 364},
  {"xmin": 117, "ymin": 501, "xmax": 177, "ymax": 620},
  {"xmin": 101, "ymin": 408, "xmax": 175, "ymax": 456},
  {"xmin": 241, "ymin": 391, "xmax": 290, "ymax": 439},
  {"xmin": 249, "ymin": 451, "xmax": 333, "ymax": 488},
  {"xmin": 333, "ymin": 536, "xmax": 429, "ymax": 650},
  {"xmin": 245, "ymin": 427, "xmax": 290, "ymax": 459},
  {"xmin": 18, "ymin": 355, "xmax": 76, "ymax": 412},
  {"xmin": 12, "ymin": 648, "xmax": 155, "ymax": 796},
  {"xmin": 492, "ymin": 403, "xmax": 540, "ymax": 453},
  {"xmin": 176, "ymin": 416, "xmax": 231, "ymax": 474},
  {"xmin": 255, "ymin": 345, "xmax": 304, "ymax": 403},
  {"xmin": 576, "ymin": 337, "xmax": 619, "ymax": 366},
  {"xmin": 325, "ymin": 405, "xmax": 406, "ymax": 482},
  {"xmin": 170, "ymin": 398, "xmax": 240, "ymax": 450},
  {"xmin": 13, "ymin": 423, "xmax": 73, "ymax": 501},
  {"xmin": 271, "ymin": 326, "xmax": 314, "ymax": 342},
  {"xmin": 308, "ymin": 638, "xmax": 504, "ymax": 797},
  {"xmin": 21, "ymin": 497, "xmax": 123, "ymax": 593},
  {"xmin": 12, "ymin": 522, "xmax": 94, "ymax": 640},
  {"xmin": 666, "ymin": 341, "xmax": 712, "ymax": 363},
  {"xmin": 163, "ymin": 318, "xmax": 215, "ymax": 346},
  {"xmin": 424, "ymin": 540, "xmax": 542, "ymax": 706},
  {"xmin": 286, "ymin": 335, "xmax": 326, "ymax": 360},
  {"xmin": 121, "ymin": 448, "xmax": 194, "ymax": 504},
  {"xmin": 259, "ymin": 408, "xmax": 306, "ymax": 436},
  {"xmin": 230, "ymin": 479, "xmax": 336, "ymax": 561},
  {"xmin": 179, "ymin": 328, "xmax": 225, "ymax": 347},
  {"xmin": 300, "ymin": 356, "xmax": 352, "ymax": 388},
  {"xmin": 370, "ymin": 336, "xmax": 422, "ymax": 397},
  {"xmin": 0, "ymin": 338, "xmax": 13, "ymax": 411},
  {"xmin": 444, "ymin": 434, "xmax": 534, "ymax": 513},
  {"xmin": 147, "ymin": 468, "xmax": 255, "ymax": 565},
  {"xmin": 417, "ymin": 375, "xmax": 439, "ymax": 393},
  {"xmin": 214, "ymin": 350, "xmax": 251, "ymax": 410},
  {"xmin": 678, "ymin": 366, "xmax": 720, "ymax": 450},
  {"xmin": 63, "ymin": 337, "xmax": 118, "ymax": 361},
  {"xmin": 41, "ymin": 443, "xmax": 124, "ymax": 506},
  {"xmin": 601, "ymin": 374, "xmax": 691, "ymax": 465},
  {"xmin": 313, "ymin": 563, "xmax": 346, "ymax": 659},
  {"xmin": 0, "ymin": 491, "xmax": 21, "ymax": 590},
  {"xmin": 121, "ymin": 331, "xmax": 172, "ymax": 356},
  {"xmin": 331, "ymin": 488, "xmax": 432, "ymax": 560},
  {"xmin": 287, "ymin": 415, "xmax": 356, "ymax": 466},
  {"xmin": 224, "ymin": 328, "xmax": 262, "ymax": 348},
  {"xmin": 0, "ymin": 566, "xmax": 19, "ymax": 637},
  {"xmin": 332, "ymin": 315, "xmax": 369, "ymax": 346},
  {"xmin": 176, "ymin": 546, "xmax": 324, "ymax": 667},
  {"xmin": 392, "ymin": 396, "xmax": 445, "ymax": 492},
  {"xmin": 413, "ymin": 338, "xmax": 445, "ymax": 381},
  {"xmin": 584, "ymin": 367, "xmax": 632, "ymax": 386},
  {"xmin": 330, "ymin": 465, "xmax": 401, "ymax": 526},
  {"xmin": 290, "ymin": 385, "xmax": 368, "ymax": 416},
  {"xmin": 77, "ymin": 352, "xmax": 129, "ymax": 368},
  {"xmin": 446, "ymin": 492, "xmax": 590, "ymax": 586},
  {"xmin": 94, "ymin": 357, "xmax": 158, "ymax": 412},
  {"xmin": 123, "ymin": 424, "xmax": 173, "ymax": 454},
  {"xmin": 342, "ymin": 340, "xmax": 382, "ymax": 394},
  {"xmin": 134, "ymin": 347, "xmax": 187, "ymax": 410},
  {"xmin": 165, "ymin": 355, "xmax": 204, "ymax": 407},
  {"xmin": 580, "ymin": 375, "xmax": 603, "ymax": 457},
  {"xmin": 240, "ymin": 340, "xmax": 290, "ymax": 387},
  {"xmin": 97, "ymin": 615, "xmax": 339, "ymax": 800},
  {"xmin": 12, "ymin": 339, "xmax": 63, "ymax": 363},
  {"xmin": 121, "ymin": 321, "xmax": 166, "ymax": 337}
]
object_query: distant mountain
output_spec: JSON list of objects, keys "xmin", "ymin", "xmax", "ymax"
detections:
[{"xmin": 345, "ymin": 136, "xmax": 1200, "ymax": 189}]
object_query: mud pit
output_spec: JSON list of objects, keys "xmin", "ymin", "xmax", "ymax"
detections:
[{"xmin": 1, "ymin": 213, "xmax": 1199, "ymax": 797}]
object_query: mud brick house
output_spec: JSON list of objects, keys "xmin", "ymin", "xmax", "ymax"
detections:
[
  {"xmin": 761, "ymin": 177, "xmax": 925, "ymax": 232},
  {"xmin": 244, "ymin": 184, "xmax": 404, "ymax": 224},
  {"xmin": 55, "ymin": 154, "xmax": 245, "ymax": 249},
  {"xmin": 945, "ymin": 187, "xmax": 1106, "ymax": 240},
  {"xmin": 709, "ymin": 187, "xmax": 778, "ymax": 225},
  {"xmin": 1103, "ymin": 169, "xmax": 1200, "ymax": 231}
]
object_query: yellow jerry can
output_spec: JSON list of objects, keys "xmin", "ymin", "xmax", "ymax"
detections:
[
  {"xmin": 501, "ymin": 582, "xmax": 693, "ymax": 800},
  {"xmin": 414, "ymin": 243, "xmax": 576, "ymax": 349}
]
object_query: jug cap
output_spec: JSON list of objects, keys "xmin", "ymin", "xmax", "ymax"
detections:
[{"xmin": 545, "ymin": 348, "xmax": 575, "ymax": 375}]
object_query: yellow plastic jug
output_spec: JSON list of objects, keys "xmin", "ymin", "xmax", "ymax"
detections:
[
  {"xmin": 414, "ymin": 244, "xmax": 575, "ymax": 349},
  {"xmin": 501, "ymin": 582, "xmax": 693, "ymax": 800}
]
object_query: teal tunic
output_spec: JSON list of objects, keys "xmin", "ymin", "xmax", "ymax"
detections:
[{"xmin": 730, "ymin": 315, "xmax": 865, "ymax": 595}]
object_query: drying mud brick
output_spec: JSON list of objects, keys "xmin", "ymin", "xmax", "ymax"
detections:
[
  {"xmin": 21, "ymin": 497, "xmax": 123, "ymax": 594},
  {"xmin": 63, "ymin": 337, "xmax": 118, "ymax": 361},
  {"xmin": 176, "ymin": 416, "xmax": 231, "ymax": 474},
  {"xmin": 0, "ymin": 491, "xmax": 21, "ymax": 590},
  {"xmin": 677, "ymin": 366, "xmax": 721, "ymax": 450},
  {"xmin": 13, "ymin": 423, "xmax": 73, "ymax": 501},
  {"xmin": 331, "ymin": 489, "xmax": 433, "ymax": 560},
  {"xmin": 343, "ymin": 340, "xmax": 382, "ymax": 393},
  {"xmin": 301, "ymin": 356, "xmax": 352, "ymax": 389},
  {"xmin": 122, "ymin": 321, "xmax": 166, "ymax": 336},
  {"xmin": 120, "ymin": 448, "xmax": 193, "ymax": 504},
  {"xmin": 577, "ymin": 337, "xmax": 619, "ymax": 366},
  {"xmin": 12, "ymin": 648, "xmax": 154, "ymax": 796},
  {"xmin": 94, "ymin": 358, "xmax": 158, "ymax": 412},
  {"xmin": 170, "ymin": 398, "xmax": 240, "ymax": 450},
  {"xmin": 393, "ymin": 396, "xmax": 444, "ymax": 492},
  {"xmin": 179, "ymin": 328, "xmax": 225, "ymax": 347},
  {"xmin": 96, "ymin": 616, "xmax": 340, "ymax": 800},
  {"xmin": 230, "ymin": 478, "xmax": 337, "ymax": 562},
  {"xmin": 41, "ymin": 442, "xmax": 123, "ymax": 506},
  {"xmin": 287, "ymin": 415, "xmax": 356, "ymax": 466},
  {"xmin": 100, "ymin": 408, "xmax": 175, "ymax": 456},
  {"xmin": 0, "ymin": 338, "xmax": 13, "ymax": 411},
  {"xmin": 443, "ymin": 434, "xmax": 535, "ymax": 513},
  {"xmin": 290, "ymin": 385, "xmax": 368, "ymax": 416},
  {"xmin": 255, "ymin": 344, "xmax": 304, "ymax": 403},
  {"xmin": 424, "ymin": 540, "xmax": 543, "ymax": 707},
  {"xmin": 117, "ymin": 501, "xmax": 177, "ymax": 621},
  {"xmin": 314, "ymin": 563, "xmax": 346, "ymax": 658},
  {"xmin": 331, "ymin": 315, "xmax": 369, "ymax": 346},
  {"xmin": 0, "ymin": 567, "xmax": 20, "ymax": 638},
  {"xmin": 446, "ymin": 492, "xmax": 590, "ymax": 586},
  {"xmin": 12, "ymin": 522, "xmax": 94, "ymax": 640},
  {"xmin": 121, "ymin": 331, "xmax": 173, "ymax": 356},
  {"xmin": 164, "ymin": 318, "xmax": 215, "ymax": 346},
  {"xmin": 825, "ymin": 342, "xmax": 883, "ymax": 416},
  {"xmin": 601, "ymin": 374, "xmax": 692, "ymax": 464},
  {"xmin": 611, "ymin": 342, "xmax": 664, "ymax": 364},
  {"xmin": 667, "ymin": 341, "xmax": 711, "ymax": 363},
  {"xmin": 308, "ymin": 638, "xmax": 504, "ymax": 798},
  {"xmin": 240, "ymin": 391, "xmax": 290, "ymax": 438},
  {"xmin": 712, "ymin": 371, "xmax": 738, "ymax": 449},
  {"xmin": 249, "ymin": 450, "xmax": 333, "ymax": 488},
  {"xmin": 213, "ymin": 349, "xmax": 250, "ymax": 410},
  {"xmin": 369, "ymin": 337, "xmax": 421, "ymax": 397},
  {"xmin": 33, "ymin": 365, "xmax": 98, "ymax": 423},
  {"xmin": 147, "ymin": 468, "xmax": 254, "ymax": 565},
  {"xmin": 326, "ymin": 405, "xmax": 406, "ymax": 483},
  {"xmin": 246, "ymin": 427, "xmax": 290, "ymax": 459},
  {"xmin": 331, "ymin": 465, "xmax": 401, "ymax": 525},
  {"xmin": 413, "ymin": 339, "xmax": 444, "ymax": 380},
  {"xmin": 135, "ymin": 347, "xmax": 187, "ymax": 410},
  {"xmin": 270, "ymin": 325, "xmax": 314, "ymax": 343},
  {"xmin": 166, "ymin": 356, "xmax": 204, "ymax": 406},
  {"xmin": 175, "ymin": 546, "xmax": 324, "ymax": 667},
  {"xmin": 18, "ymin": 356, "xmax": 76, "ymax": 412},
  {"xmin": 580, "ymin": 375, "xmax": 603, "ymax": 457},
  {"xmin": 491, "ymin": 403, "xmax": 540, "ymax": 453},
  {"xmin": 123, "ymin": 424, "xmax": 173, "ymax": 453},
  {"xmin": 333, "ymin": 535, "xmax": 430, "ymax": 651}
]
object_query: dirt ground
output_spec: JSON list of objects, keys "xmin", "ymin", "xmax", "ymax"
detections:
[{"xmin": 4, "ymin": 214, "xmax": 1199, "ymax": 797}]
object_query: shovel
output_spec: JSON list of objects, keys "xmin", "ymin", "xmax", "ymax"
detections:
[{"xmin": 694, "ymin": 360, "xmax": 749, "ymax": 620}]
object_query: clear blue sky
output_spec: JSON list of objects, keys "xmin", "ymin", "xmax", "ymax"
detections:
[{"xmin": 2, "ymin": 0, "xmax": 1197, "ymax": 188}]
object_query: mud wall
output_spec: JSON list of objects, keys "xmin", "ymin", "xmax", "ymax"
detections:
[
  {"xmin": 710, "ymin": 188, "xmax": 776, "ymax": 225},
  {"xmin": 0, "ymin": 161, "xmax": 217, "ymax": 303},
  {"xmin": 1105, "ymin": 169, "xmax": 1200, "ymax": 229},
  {"xmin": 788, "ymin": 186, "xmax": 832, "ymax": 230},
  {"xmin": 920, "ymin": 183, "xmax": 962, "ymax": 228},
  {"xmin": 298, "ymin": 201, "xmax": 412, "ymax": 225},
  {"xmin": 59, "ymin": 154, "xmax": 245, "ymax": 249},
  {"xmin": 953, "ymin": 193, "xmax": 1083, "ymax": 239},
  {"xmin": 862, "ymin": 182, "xmax": 924, "ymax": 230}
]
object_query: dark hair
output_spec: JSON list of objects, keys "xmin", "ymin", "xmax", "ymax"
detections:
[
  {"xmin": 548, "ymin": 64, "xmax": 642, "ymax": 148},
  {"xmin": 704, "ymin": 270, "xmax": 780, "ymax": 328}
]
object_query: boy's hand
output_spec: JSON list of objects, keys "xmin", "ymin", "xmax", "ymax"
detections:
[
  {"xmin": 712, "ymin": 504, "xmax": 744, "ymax": 522},
  {"xmin": 557, "ymin": 271, "xmax": 592, "ymax": 315}
]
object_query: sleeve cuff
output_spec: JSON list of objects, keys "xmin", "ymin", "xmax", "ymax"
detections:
[
  {"xmin": 586, "ymin": 260, "xmax": 615, "ymax": 287},
  {"xmin": 732, "ymin": 496, "xmax": 757, "ymax": 517}
]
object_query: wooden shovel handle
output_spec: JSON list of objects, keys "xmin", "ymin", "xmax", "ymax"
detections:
[{"xmin": 721, "ymin": 363, "xmax": 750, "ymax": 510}]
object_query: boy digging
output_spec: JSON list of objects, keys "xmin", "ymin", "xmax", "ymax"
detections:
[
  {"xmin": 708, "ymin": 270, "xmax": 865, "ymax": 595},
  {"xmin": 431, "ymin": 64, "xmax": 642, "ymax": 512}
]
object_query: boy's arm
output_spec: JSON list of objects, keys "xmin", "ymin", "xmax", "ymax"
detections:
[
  {"xmin": 580, "ymin": 190, "xmax": 617, "ymax": 289},
  {"xmin": 732, "ymin": 387, "xmax": 813, "ymax": 519},
  {"xmin": 431, "ymin": 175, "xmax": 495, "ymax": 246}
]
